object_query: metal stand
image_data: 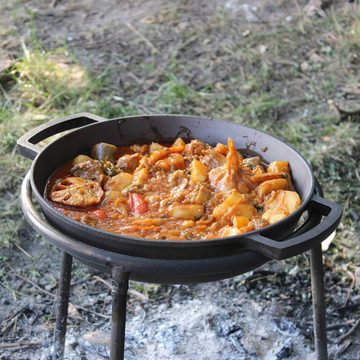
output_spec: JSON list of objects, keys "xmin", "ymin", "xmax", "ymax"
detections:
[
  {"xmin": 310, "ymin": 245, "xmax": 328, "ymax": 360},
  {"xmin": 110, "ymin": 267, "xmax": 129, "ymax": 360},
  {"xmin": 51, "ymin": 250, "xmax": 329, "ymax": 360},
  {"xmin": 53, "ymin": 252, "xmax": 73, "ymax": 360}
]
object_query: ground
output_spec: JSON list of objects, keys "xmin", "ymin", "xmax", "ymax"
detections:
[{"xmin": 0, "ymin": 0, "xmax": 359, "ymax": 359}]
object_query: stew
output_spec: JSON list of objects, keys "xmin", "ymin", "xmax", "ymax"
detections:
[{"xmin": 46, "ymin": 138, "xmax": 301, "ymax": 240}]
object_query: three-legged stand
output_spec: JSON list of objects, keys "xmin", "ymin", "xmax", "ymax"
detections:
[
  {"xmin": 52, "ymin": 247, "xmax": 328, "ymax": 360},
  {"xmin": 53, "ymin": 253, "xmax": 129, "ymax": 360}
]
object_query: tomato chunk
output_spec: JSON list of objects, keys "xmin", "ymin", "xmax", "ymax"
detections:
[
  {"xmin": 128, "ymin": 193, "xmax": 148, "ymax": 215},
  {"xmin": 90, "ymin": 209, "xmax": 108, "ymax": 220}
]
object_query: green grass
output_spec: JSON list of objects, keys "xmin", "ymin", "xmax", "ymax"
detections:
[
  {"xmin": 0, "ymin": 4, "xmax": 359, "ymax": 255},
  {"xmin": 0, "ymin": 47, "xmax": 140, "ymax": 248}
]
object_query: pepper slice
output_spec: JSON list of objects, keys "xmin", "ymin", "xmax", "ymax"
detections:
[
  {"xmin": 90, "ymin": 209, "xmax": 108, "ymax": 220},
  {"xmin": 128, "ymin": 193, "xmax": 148, "ymax": 215}
]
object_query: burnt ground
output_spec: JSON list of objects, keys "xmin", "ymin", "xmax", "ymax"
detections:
[{"xmin": 1, "ymin": 0, "xmax": 360, "ymax": 359}]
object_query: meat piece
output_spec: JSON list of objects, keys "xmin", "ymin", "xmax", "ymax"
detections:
[
  {"xmin": 202, "ymin": 149, "xmax": 226, "ymax": 169},
  {"xmin": 183, "ymin": 140, "xmax": 207, "ymax": 156},
  {"xmin": 116, "ymin": 153, "xmax": 142, "ymax": 173},
  {"xmin": 50, "ymin": 177, "xmax": 104, "ymax": 207},
  {"xmin": 70, "ymin": 160, "xmax": 105, "ymax": 184},
  {"xmin": 242, "ymin": 156, "xmax": 261, "ymax": 169}
]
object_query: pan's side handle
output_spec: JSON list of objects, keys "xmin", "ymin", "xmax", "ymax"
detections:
[
  {"xmin": 17, "ymin": 112, "xmax": 107, "ymax": 160},
  {"xmin": 240, "ymin": 195, "xmax": 342, "ymax": 260}
]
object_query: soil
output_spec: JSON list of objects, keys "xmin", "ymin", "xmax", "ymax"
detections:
[{"xmin": 1, "ymin": 1, "xmax": 359, "ymax": 359}]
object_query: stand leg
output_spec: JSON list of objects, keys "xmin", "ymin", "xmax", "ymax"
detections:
[
  {"xmin": 110, "ymin": 267, "xmax": 129, "ymax": 360},
  {"xmin": 310, "ymin": 245, "xmax": 328, "ymax": 360},
  {"xmin": 53, "ymin": 252, "xmax": 73, "ymax": 360}
]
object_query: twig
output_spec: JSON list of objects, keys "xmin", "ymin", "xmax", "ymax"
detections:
[
  {"xmin": 334, "ymin": 339, "xmax": 352, "ymax": 358},
  {"xmin": 238, "ymin": 270, "xmax": 278, "ymax": 286},
  {"xmin": 0, "ymin": 280, "xmax": 23, "ymax": 299},
  {"xmin": 0, "ymin": 341, "xmax": 41, "ymax": 350},
  {"xmin": 14, "ymin": 273, "xmax": 54, "ymax": 298},
  {"xmin": 93, "ymin": 275, "xmax": 111, "ymax": 290},
  {"xmin": 327, "ymin": 319, "xmax": 356, "ymax": 331},
  {"xmin": 125, "ymin": 22, "xmax": 159, "ymax": 54},
  {"xmin": 0, "ymin": 306, "xmax": 27, "ymax": 335},
  {"xmin": 50, "ymin": 0, "xmax": 59, "ymax": 8},
  {"xmin": 93, "ymin": 275, "xmax": 149, "ymax": 301},
  {"xmin": 15, "ymin": 243, "xmax": 34, "ymax": 260},
  {"xmin": 12, "ymin": 315, "xmax": 17, "ymax": 337},
  {"xmin": 343, "ymin": 270, "xmax": 356, "ymax": 307},
  {"xmin": 14, "ymin": 274, "xmax": 109, "ymax": 319},
  {"xmin": 128, "ymin": 288, "xmax": 149, "ymax": 302},
  {"xmin": 74, "ymin": 304, "xmax": 110, "ymax": 319},
  {"xmin": 0, "ymin": 83, "xmax": 12, "ymax": 104},
  {"xmin": 338, "ymin": 318, "xmax": 360, "ymax": 344}
]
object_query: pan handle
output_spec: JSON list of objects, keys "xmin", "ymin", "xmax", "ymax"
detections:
[
  {"xmin": 17, "ymin": 112, "xmax": 107, "ymax": 160},
  {"xmin": 241, "ymin": 194, "xmax": 342, "ymax": 260}
]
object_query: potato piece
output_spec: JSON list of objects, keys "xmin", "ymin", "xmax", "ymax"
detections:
[
  {"xmin": 190, "ymin": 159, "xmax": 209, "ymax": 183},
  {"xmin": 105, "ymin": 172, "xmax": 133, "ymax": 192},
  {"xmin": 262, "ymin": 190, "xmax": 301, "ymax": 224},
  {"xmin": 267, "ymin": 161, "xmax": 290, "ymax": 174},
  {"xmin": 132, "ymin": 168, "xmax": 149, "ymax": 186},
  {"xmin": 221, "ymin": 226, "xmax": 243, "ymax": 237},
  {"xmin": 265, "ymin": 190, "xmax": 301, "ymax": 214},
  {"xmin": 232, "ymin": 203, "xmax": 256, "ymax": 218},
  {"xmin": 182, "ymin": 220, "xmax": 195, "ymax": 228},
  {"xmin": 262, "ymin": 211, "xmax": 287, "ymax": 224},
  {"xmin": 232, "ymin": 216, "xmax": 250, "ymax": 229},
  {"xmin": 256, "ymin": 178, "xmax": 289, "ymax": 197},
  {"xmin": 212, "ymin": 189, "xmax": 246, "ymax": 219},
  {"xmin": 149, "ymin": 142, "xmax": 165, "ymax": 152},
  {"xmin": 72, "ymin": 154, "xmax": 93, "ymax": 165},
  {"xmin": 172, "ymin": 137, "xmax": 186, "ymax": 148},
  {"xmin": 170, "ymin": 204, "xmax": 204, "ymax": 220},
  {"xmin": 169, "ymin": 154, "xmax": 186, "ymax": 169}
]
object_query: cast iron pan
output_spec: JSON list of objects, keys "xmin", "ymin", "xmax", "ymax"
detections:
[{"xmin": 17, "ymin": 113, "xmax": 342, "ymax": 260}]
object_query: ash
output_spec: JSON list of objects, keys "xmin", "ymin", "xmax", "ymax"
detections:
[{"xmin": 1, "ymin": 260, "xmax": 322, "ymax": 360}]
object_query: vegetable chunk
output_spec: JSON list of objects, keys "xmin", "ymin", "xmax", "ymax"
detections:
[
  {"xmin": 262, "ymin": 190, "xmax": 301, "ymax": 224},
  {"xmin": 256, "ymin": 178, "xmax": 289, "ymax": 197},
  {"xmin": 170, "ymin": 204, "xmax": 204, "ymax": 220},
  {"xmin": 50, "ymin": 177, "xmax": 103, "ymax": 207},
  {"xmin": 105, "ymin": 173, "xmax": 133, "ymax": 192},
  {"xmin": 190, "ymin": 159, "xmax": 209, "ymax": 183}
]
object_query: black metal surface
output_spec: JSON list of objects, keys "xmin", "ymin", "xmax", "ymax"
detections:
[
  {"xmin": 310, "ymin": 245, "xmax": 328, "ymax": 360},
  {"xmin": 110, "ymin": 268, "xmax": 129, "ymax": 360},
  {"xmin": 17, "ymin": 112, "xmax": 105, "ymax": 160},
  {"xmin": 53, "ymin": 252, "xmax": 73, "ymax": 360},
  {"xmin": 17, "ymin": 113, "xmax": 342, "ymax": 261}
]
